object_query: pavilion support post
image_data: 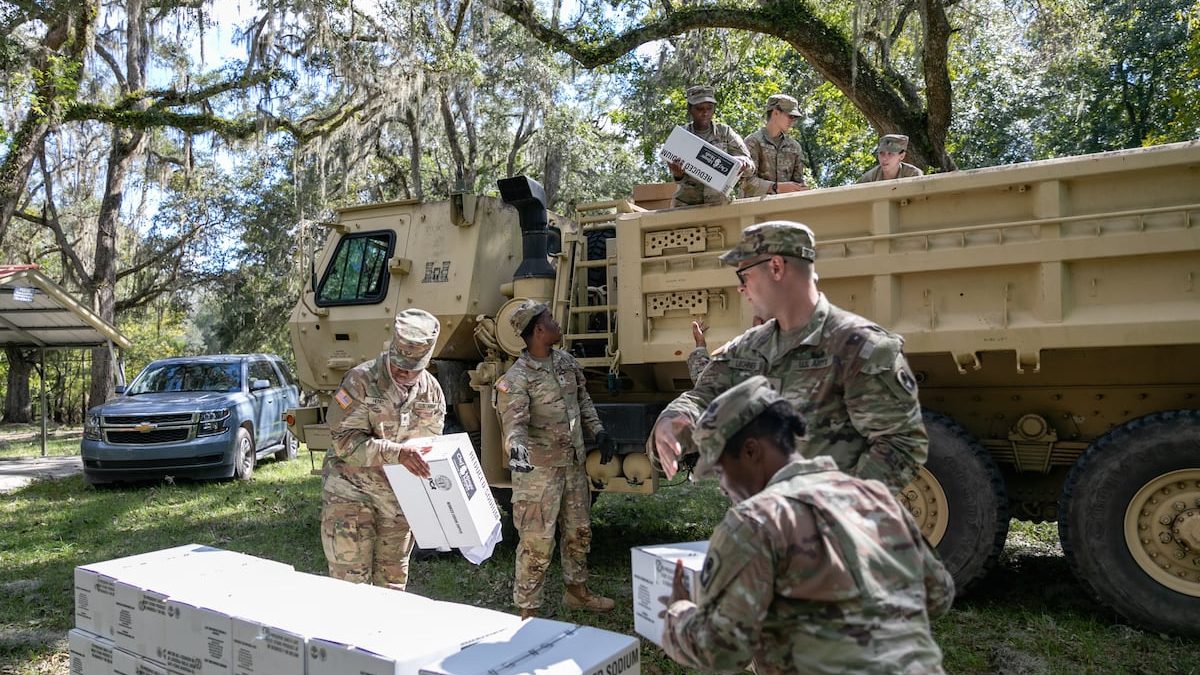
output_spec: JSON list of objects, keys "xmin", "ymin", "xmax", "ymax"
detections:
[{"xmin": 39, "ymin": 347, "xmax": 47, "ymax": 457}]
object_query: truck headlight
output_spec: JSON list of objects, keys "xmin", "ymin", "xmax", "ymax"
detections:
[
  {"xmin": 84, "ymin": 414, "xmax": 102, "ymax": 441},
  {"xmin": 197, "ymin": 409, "xmax": 230, "ymax": 436}
]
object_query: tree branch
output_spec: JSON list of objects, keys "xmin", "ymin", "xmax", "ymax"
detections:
[{"xmin": 37, "ymin": 144, "xmax": 92, "ymax": 286}]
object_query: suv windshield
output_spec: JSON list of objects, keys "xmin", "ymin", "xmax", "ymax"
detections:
[{"xmin": 127, "ymin": 362, "xmax": 243, "ymax": 394}]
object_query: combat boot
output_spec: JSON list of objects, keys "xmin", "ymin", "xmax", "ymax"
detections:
[
  {"xmin": 520, "ymin": 607, "xmax": 538, "ymax": 620},
  {"xmin": 562, "ymin": 584, "xmax": 615, "ymax": 613}
]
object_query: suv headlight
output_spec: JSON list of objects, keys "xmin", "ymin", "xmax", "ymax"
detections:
[
  {"xmin": 197, "ymin": 409, "xmax": 231, "ymax": 436},
  {"xmin": 84, "ymin": 414, "xmax": 102, "ymax": 441}
]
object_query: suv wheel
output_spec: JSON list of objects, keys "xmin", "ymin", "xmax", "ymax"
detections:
[
  {"xmin": 275, "ymin": 430, "xmax": 299, "ymax": 462},
  {"xmin": 234, "ymin": 427, "xmax": 255, "ymax": 480}
]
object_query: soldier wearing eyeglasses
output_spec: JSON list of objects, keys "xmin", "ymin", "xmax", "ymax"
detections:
[{"xmin": 648, "ymin": 221, "xmax": 927, "ymax": 493}]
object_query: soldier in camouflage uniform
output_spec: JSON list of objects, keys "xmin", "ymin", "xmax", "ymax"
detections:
[
  {"xmin": 495, "ymin": 300, "xmax": 617, "ymax": 619},
  {"xmin": 321, "ymin": 308, "xmax": 445, "ymax": 589},
  {"xmin": 660, "ymin": 376, "xmax": 954, "ymax": 674},
  {"xmin": 668, "ymin": 85, "xmax": 755, "ymax": 207},
  {"xmin": 858, "ymin": 134, "xmax": 924, "ymax": 183},
  {"xmin": 742, "ymin": 93, "xmax": 810, "ymax": 197},
  {"xmin": 650, "ymin": 220, "xmax": 927, "ymax": 492}
]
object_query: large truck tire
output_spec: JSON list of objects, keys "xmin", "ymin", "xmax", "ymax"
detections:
[
  {"xmin": 901, "ymin": 411, "xmax": 1009, "ymax": 594},
  {"xmin": 1058, "ymin": 410, "xmax": 1200, "ymax": 638},
  {"xmin": 586, "ymin": 230, "xmax": 614, "ymax": 288}
]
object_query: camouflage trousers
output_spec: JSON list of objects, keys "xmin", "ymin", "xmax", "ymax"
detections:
[
  {"xmin": 512, "ymin": 464, "xmax": 592, "ymax": 610},
  {"xmin": 321, "ymin": 464, "xmax": 415, "ymax": 589}
]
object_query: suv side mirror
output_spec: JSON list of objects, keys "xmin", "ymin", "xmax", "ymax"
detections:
[
  {"xmin": 250, "ymin": 379, "xmax": 271, "ymax": 391},
  {"xmin": 114, "ymin": 385, "xmax": 127, "ymax": 395}
]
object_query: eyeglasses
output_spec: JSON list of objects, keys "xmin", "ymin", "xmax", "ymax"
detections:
[{"xmin": 735, "ymin": 257, "xmax": 774, "ymax": 284}]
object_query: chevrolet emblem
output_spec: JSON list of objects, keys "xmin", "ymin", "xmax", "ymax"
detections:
[{"xmin": 135, "ymin": 423, "xmax": 156, "ymax": 433}]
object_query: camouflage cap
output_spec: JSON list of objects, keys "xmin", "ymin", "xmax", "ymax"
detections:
[
  {"xmin": 509, "ymin": 299, "xmax": 549, "ymax": 336},
  {"xmin": 693, "ymin": 375, "xmax": 781, "ymax": 477},
  {"xmin": 766, "ymin": 93, "xmax": 803, "ymax": 118},
  {"xmin": 877, "ymin": 134, "xmax": 910, "ymax": 153},
  {"xmin": 718, "ymin": 220, "xmax": 816, "ymax": 266},
  {"xmin": 388, "ymin": 308, "xmax": 440, "ymax": 370},
  {"xmin": 686, "ymin": 85, "xmax": 717, "ymax": 106}
]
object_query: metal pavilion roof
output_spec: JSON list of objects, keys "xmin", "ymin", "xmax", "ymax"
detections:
[{"xmin": 0, "ymin": 265, "xmax": 131, "ymax": 350}]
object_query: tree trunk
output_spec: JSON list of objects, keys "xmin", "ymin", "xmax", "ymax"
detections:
[
  {"xmin": 0, "ymin": 2, "xmax": 97, "ymax": 249},
  {"xmin": 3, "ymin": 346, "xmax": 34, "ymax": 424},
  {"xmin": 88, "ymin": 0, "xmax": 147, "ymax": 409}
]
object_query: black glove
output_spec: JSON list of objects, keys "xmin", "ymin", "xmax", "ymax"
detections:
[
  {"xmin": 509, "ymin": 443, "xmax": 534, "ymax": 473},
  {"xmin": 597, "ymin": 432, "xmax": 617, "ymax": 465}
]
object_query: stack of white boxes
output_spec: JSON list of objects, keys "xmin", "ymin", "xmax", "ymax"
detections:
[{"xmin": 71, "ymin": 544, "xmax": 641, "ymax": 674}]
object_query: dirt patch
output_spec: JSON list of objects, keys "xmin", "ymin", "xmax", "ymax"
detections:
[{"xmin": 0, "ymin": 456, "xmax": 82, "ymax": 493}]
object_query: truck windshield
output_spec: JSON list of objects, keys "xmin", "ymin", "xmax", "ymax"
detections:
[
  {"xmin": 126, "ymin": 363, "xmax": 243, "ymax": 394},
  {"xmin": 316, "ymin": 231, "xmax": 394, "ymax": 306}
]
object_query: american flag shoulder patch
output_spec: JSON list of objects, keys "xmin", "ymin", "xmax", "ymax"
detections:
[{"xmin": 334, "ymin": 388, "xmax": 353, "ymax": 410}]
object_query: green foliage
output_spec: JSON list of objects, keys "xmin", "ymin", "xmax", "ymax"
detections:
[{"xmin": 119, "ymin": 304, "xmax": 191, "ymax": 381}]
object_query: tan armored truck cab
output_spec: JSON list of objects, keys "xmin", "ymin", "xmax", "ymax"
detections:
[{"xmin": 288, "ymin": 141, "xmax": 1200, "ymax": 637}]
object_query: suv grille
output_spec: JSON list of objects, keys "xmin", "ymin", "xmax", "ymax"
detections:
[
  {"xmin": 107, "ymin": 428, "xmax": 191, "ymax": 445},
  {"xmin": 104, "ymin": 413, "xmax": 194, "ymax": 425}
]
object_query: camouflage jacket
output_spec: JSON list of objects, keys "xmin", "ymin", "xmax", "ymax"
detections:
[
  {"xmin": 658, "ymin": 294, "xmax": 927, "ymax": 491},
  {"xmin": 662, "ymin": 456, "xmax": 954, "ymax": 674},
  {"xmin": 326, "ymin": 354, "xmax": 446, "ymax": 475},
  {"xmin": 857, "ymin": 162, "xmax": 923, "ymax": 183},
  {"xmin": 742, "ymin": 128, "xmax": 807, "ymax": 196},
  {"xmin": 673, "ymin": 122, "xmax": 754, "ymax": 207},
  {"xmin": 686, "ymin": 347, "xmax": 710, "ymax": 384},
  {"xmin": 496, "ymin": 349, "xmax": 604, "ymax": 467}
]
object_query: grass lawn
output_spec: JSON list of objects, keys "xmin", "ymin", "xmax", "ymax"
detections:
[
  {"xmin": 1, "ymin": 447, "xmax": 1197, "ymax": 674},
  {"xmin": 0, "ymin": 425, "xmax": 83, "ymax": 459}
]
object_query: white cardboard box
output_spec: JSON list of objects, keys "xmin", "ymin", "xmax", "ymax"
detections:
[
  {"xmin": 111, "ymin": 647, "xmax": 167, "ymax": 675},
  {"xmin": 307, "ymin": 597, "xmax": 520, "ymax": 675},
  {"xmin": 110, "ymin": 551, "xmax": 292, "ymax": 661},
  {"xmin": 383, "ymin": 433, "xmax": 501, "ymax": 549},
  {"xmin": 75, "ymin": 544, "xmax": 216, "ymax": 639},
  {"xmin": 630, "ymin": 541, "xmax": 709, "ymax": 647},
  {"xmin": 658, "ymin": 126, "xmax": 742, "ymax": 197},
  {"xmin": 420, "ymin": 618, "xmax": 641, "ymax": 675},
  {"xmin": 69, "ymin": 628, "xmax": 117, "ymax": 675}
]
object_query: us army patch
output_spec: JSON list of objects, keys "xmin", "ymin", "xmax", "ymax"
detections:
[
  {"xmin": 897, "ymin": 367, "xmax": 917, "ymax": 394},
  {"xmin": 333, "ymin": 389, "xmax": 352, "ymax": 410},
  {"xmin": 495, "ymin": 379, "xmax": 510, "ymax": 393},
  {"xmin": 794, "ymin": 356, "xmax": 832, "ymax": 369},
  {"xmin": 699, "ymin": 551, "xmax": 721, "ymax": 588},
  {"xmin": 364, "ymin": 396, "xmax": 387, "ymax": 406}
]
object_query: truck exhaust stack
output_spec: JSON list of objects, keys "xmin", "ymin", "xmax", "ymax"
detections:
[{"xmin": 498, "ymin": 176, "xmax": 556, "ymax": 280}]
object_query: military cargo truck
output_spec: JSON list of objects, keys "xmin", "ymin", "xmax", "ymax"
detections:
[{"xmin": 287, "ymin": 141, "xmax": 1200, "ymax": 636}]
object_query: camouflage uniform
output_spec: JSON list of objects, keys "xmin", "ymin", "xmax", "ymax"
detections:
[
  {"xmin": 857, "ymin": 163, "xmax": 923, "ymax": 183},
  {"xmin": 321, "ymin": 309, "xmax": 445, "ymax": 589},
  {"xmin": 496, "ymin": 303, "xmax": 606, "ymax": 611},
  {"xmin": 655, "ymin": 222, "xmax": 927, "ymax": 491},
  {"xmin": 672, "ymin": 86, "xmax": 754, "ymax": 207},
  {"xmin": 661, "ymin": 376, "xmax": 954, "ymax": 674},
  {"xmin": 686, "ymin": 347, "xmax": 710, "ymax": 384},
  {"xmin": 858, "ymin": 133, "xmax": 924, "ymax": 183},
  {"xmin": 742, "ymin": 94, "xmax": 808, "ymax": 197}
]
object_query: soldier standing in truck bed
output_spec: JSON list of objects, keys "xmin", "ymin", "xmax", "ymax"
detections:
[
  {"xmin": 742, "ymin": 93, "xmax": 810, "ymax": 197},
  {"xmin": 858, "ymin": 134, "xmax": 924, "ymax": 183},
  {"xmin": 649, "ymin": 220, "xmax": 927, "ymax": 493},
  {"xmin": 668, "ymin": 85, "xmax": 755, "ymax": 207},
  {"xmin": 321, "ymin": 308, "xmax": 445, "ymax": 589},
  {"xmin": 495, "ymin": 300, "xmax": 618, "ymax": 619},
  {"xmin": 659, "ymin": 376, "xmax": 954, "ymax": 674}
]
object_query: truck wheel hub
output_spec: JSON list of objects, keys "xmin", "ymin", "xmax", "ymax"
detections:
[
  {"xmin": 1124, "ymin": 469, "xmax": 1200, "ymax": 596},
  {"xmin": 899, "ymin": 466, "xmax": 948, "ymax": 546}
]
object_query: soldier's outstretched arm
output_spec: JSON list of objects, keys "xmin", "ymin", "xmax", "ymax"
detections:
[
  {"xmin": 845, "ymin": 339, "xmax": 928, "ymax": 491},
  {"xmin": 740, "ymin": 135, "xmax": 772, "ymax": 197},
  {"xmin": 662, "ymin": 514, "xmax": 771, "ymax": 671},
  {"xmin": 495, "ymin": 371, "xmax": 534, "ymax": 472}
]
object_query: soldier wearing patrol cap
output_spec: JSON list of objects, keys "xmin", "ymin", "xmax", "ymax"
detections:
[
  {"xmin": 650, "ymin": 220, "xmax": 928, "ymax": 493},
  {"xmin": 742, "ymin": 93, "xmax": 810, "ymax": 197},
  {"xmin": 667, "ymin": 84, "xmax": 755, "ymax": 207},
  {"xmin": 659, "ymin": 376, "xmax": 954, "ymax": 674},
  {"xmin": 858, "ymin": 133, "xmax": 924, "ymax": 183},
  {"xmin": 321, "ymin": 307, "xmax": 446, "ymax": 589},
  {"xmin": 495, "ymin": 300, "xmax": 616, "ymax": 619}
]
